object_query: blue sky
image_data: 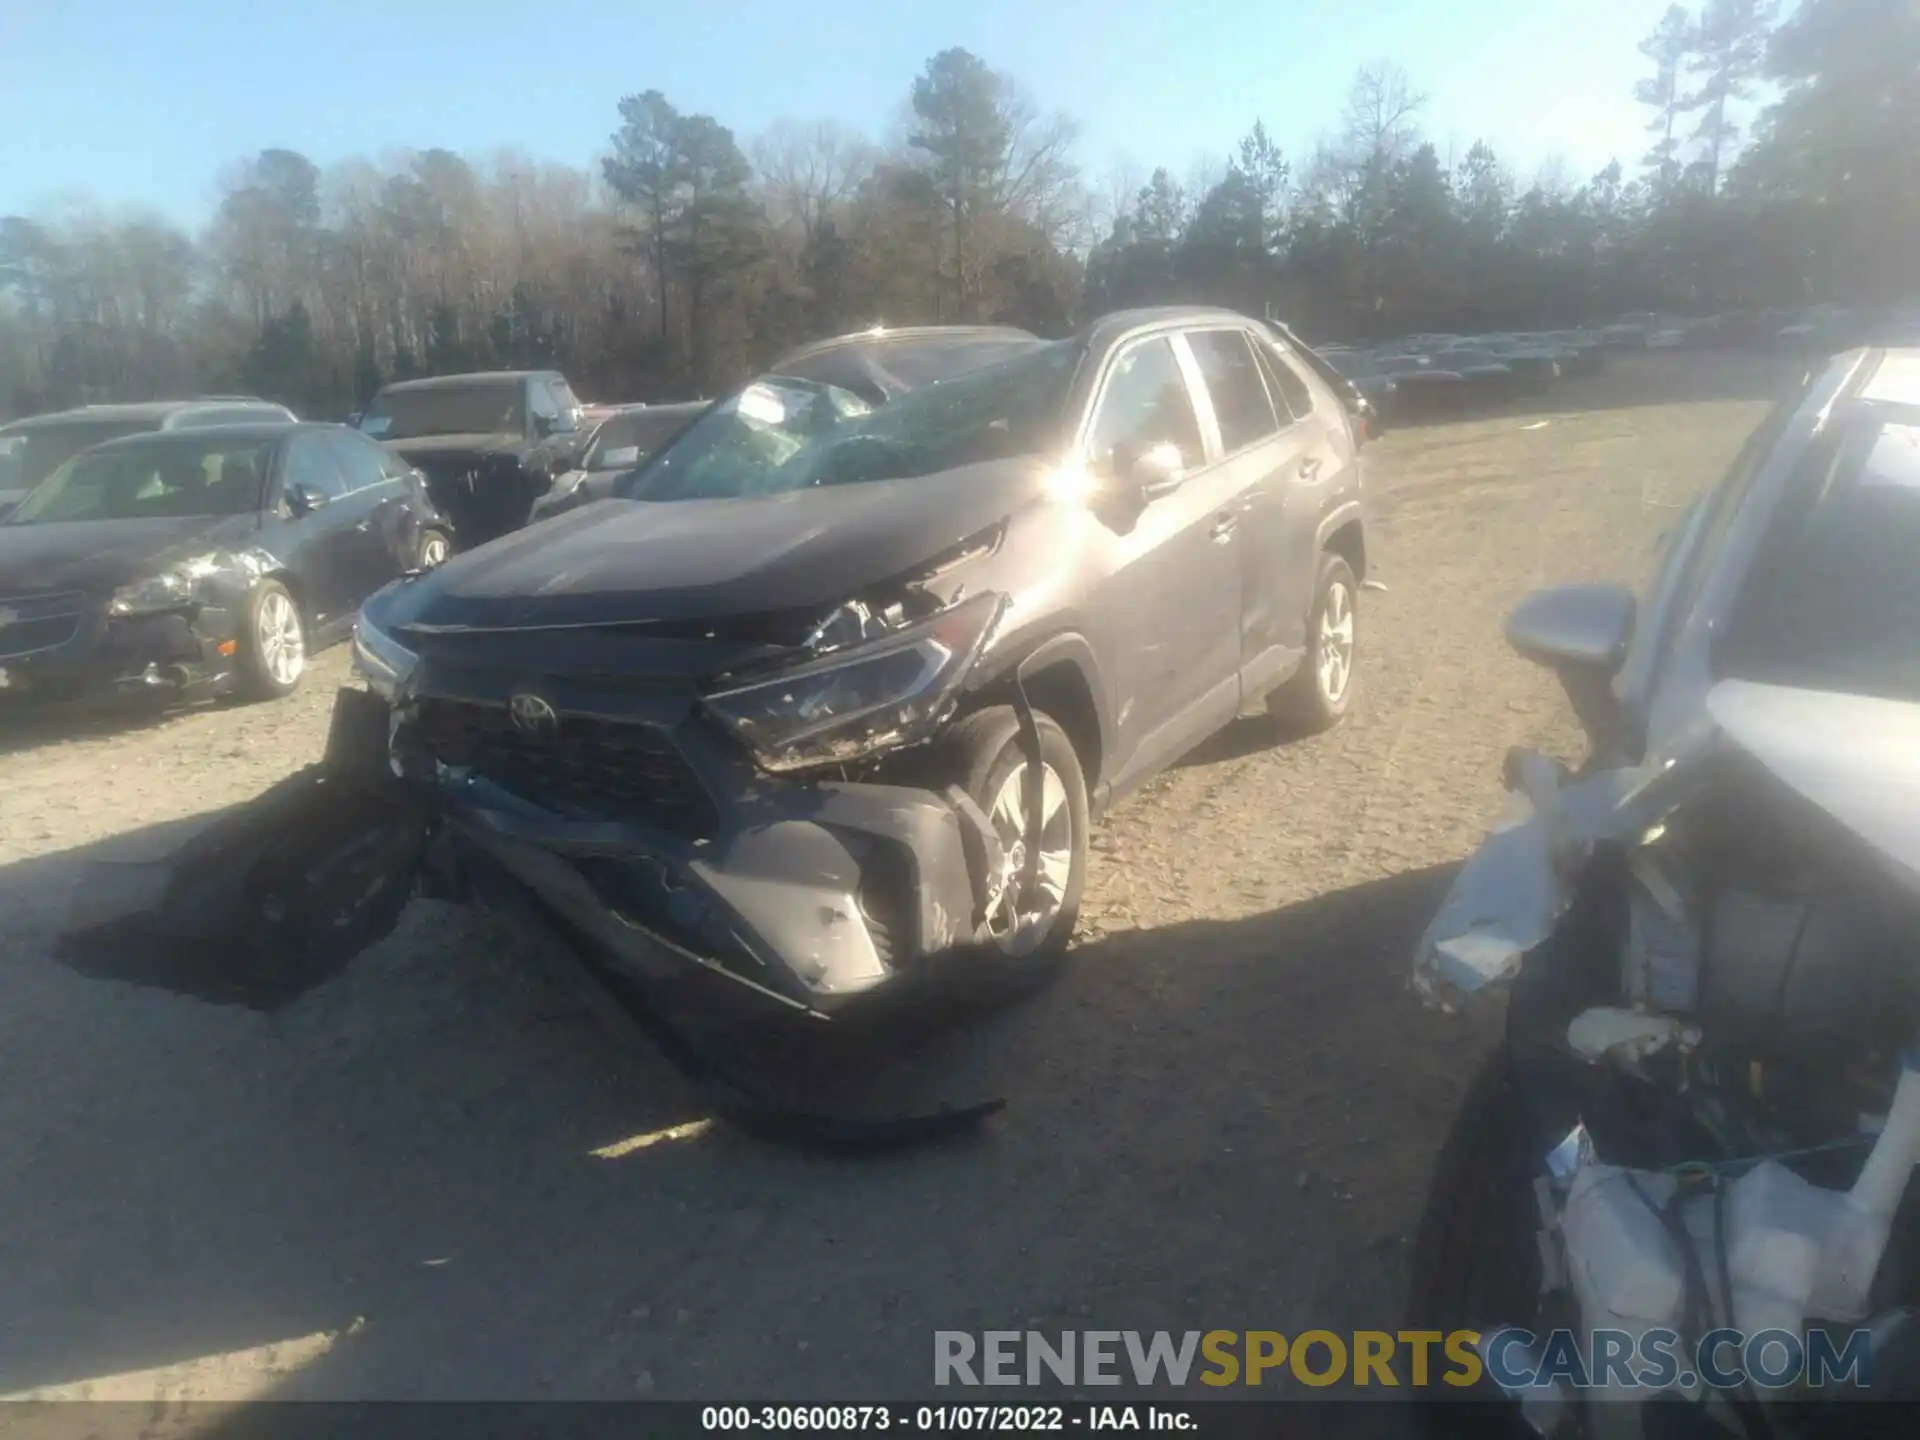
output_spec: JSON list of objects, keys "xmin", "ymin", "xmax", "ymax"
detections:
[{"xmin": 1, "ymin": 0, "xmax": 1688, "ymax": 225}]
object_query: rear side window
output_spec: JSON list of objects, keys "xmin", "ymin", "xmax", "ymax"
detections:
[
  {"xmin": 1256, "ymin": 343, "xmax": 1316, "ymax": 422},
  {"xmin": 283, "ymin": 434, "xmax": 349, "ymax": 501},
  {"xmin": 1185, "ymin": 329, "xmax": 1281, "ymax": 454},
  {"xmin": 323, "ymin": 432, "xmax": 392, "ymax": 493}
]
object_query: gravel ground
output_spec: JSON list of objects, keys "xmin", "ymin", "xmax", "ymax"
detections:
[{"xmin": 0, "ymin": 354, "xmax": 1792, "ymax": 1412}]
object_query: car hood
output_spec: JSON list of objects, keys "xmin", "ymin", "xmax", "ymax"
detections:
[
  {"xmin": 383, "ymin": 433, "xmax": 527, "ymax": 464},
  {"xmin": 0, "ymin": 514, "xmax": 257, "ymax": 596},
  {"xmin": 380, "ymin": 459, "xmax": 1046, "ymax": 632}
]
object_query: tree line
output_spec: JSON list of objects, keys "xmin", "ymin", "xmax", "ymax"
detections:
[{"xmin": 0, "ymin": 0, "xmax": 1911, "ymax": 422}]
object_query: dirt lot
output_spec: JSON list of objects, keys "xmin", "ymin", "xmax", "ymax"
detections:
[{"xmin": 0, "ymin": 354, "xmax": 1794, "ymax": 1411}]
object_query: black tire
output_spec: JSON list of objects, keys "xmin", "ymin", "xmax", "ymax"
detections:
[
  {"xmin": 925, "ymin": 705, "xmax": 1090, "ymax": 1005},
  {"xmin": 1407, "ymin": 1045, "xmax": 1547, "ymax": 1440},
  {"xmin": 1267, "ymin": 551, "xmax": 1358, "ymax": 734},
  {"xmin": 416, "ymin": 527, "xmax": 452, "ymax": 569},
  {"xmin": 236, "ymin": 578, "xmax": 307, "ymax": 702}
]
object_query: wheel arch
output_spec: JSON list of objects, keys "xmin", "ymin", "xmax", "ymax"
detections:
[
  {"xmin": 1318, "ymin": 504, "xmax": 1367, "ymax": 581},
  {"xmin": 961, "ymin": 631, "xmax": 1112, "ymax": 796}
]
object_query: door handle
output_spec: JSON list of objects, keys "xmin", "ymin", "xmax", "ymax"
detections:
[
  {"xmin": 1209, "ymin": 514, "xmax": 1239, "ymax": 543},
  {"xmin": 354, "ymin": 519, "xmax": 373, "ymax": 532},
  {"xmin": 1299, "ymin": 457, "xmax": 1323, "ymax": 482}
]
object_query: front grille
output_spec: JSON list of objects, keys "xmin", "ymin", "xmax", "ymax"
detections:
[
  {"xmin": 412, "ymin": 698, "xmax": 718, "ymax": 838},
  {"xmin": 0, "ymin": 590, "xmax": 86, "ymax": 659}
]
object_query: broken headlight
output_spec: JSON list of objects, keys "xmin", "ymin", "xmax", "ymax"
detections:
[
  {"xmin": 704, "ymin": 591, "xmax": 1005, "ymax": 773},
  {"xmin": 109, "ymin": 554, "xmax": 230, "ymax": 615}
]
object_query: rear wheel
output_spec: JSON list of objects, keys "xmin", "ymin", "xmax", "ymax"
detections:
[
  {"xmin": 237, "ymin": 579, "xmax": 307, "ymax": 701},
  {"xmin": 1268, "ymin": 551, "xmax": 1358, "ymax": 734}
]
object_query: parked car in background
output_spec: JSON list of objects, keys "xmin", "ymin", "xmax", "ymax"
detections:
[
  {"xmin": 527, "ymin": 401, "xmax": 707, "ymax": 525},
  {"xmin": 1424, "ymin": 347, "xmax": 1520, "ymax": 400},
  {"xmin": 355, "ymin": 369, "xmax": 591, "ymax": 550},
  {"xmin": 1316, "ymin": 347, "xmax": 1402, "ymax": 426},
  {"xmin": 0, "ymin": 423, "xmax": 448, "ymax": 707},
  {"xmin": 0, "ymin": 397, "xmax": 298, "ymax": 519},
  {"xmin": 1598, "ymin": 322, "xmax": 1649, "ymax": 350},
  {"xmin": 1373, "ymin": 352, "xmax": 1473, "ymax": 412},
  {"xmin": 1474, "ymin": 338, "xmax": 1565, "ymax": 392},
  {"xmin": 331, "ymin": 307, "xmax": 1370, "ymax": 1027},
  {"xmin": 1540, "ymin": 330, "xmax": 1606, "ymax": 375}
]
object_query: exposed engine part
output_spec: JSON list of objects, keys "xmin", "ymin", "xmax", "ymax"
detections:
[
  {"xmin": 1565, "ymin": 1007, "xmax": 1698, "ymax": 1067},
  {"xmin": 1700, "ymin": 891, "xmax": 1901, "ymax": 1066},
  {"xmin": 1543, "ymin": 1051, "xmax": 1920, "ymax": 1418}
]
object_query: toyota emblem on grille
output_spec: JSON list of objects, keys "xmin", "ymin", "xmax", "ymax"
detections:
[{"xmin": 508, "ymin": 691, "xmax": 559, "ymax": 735}]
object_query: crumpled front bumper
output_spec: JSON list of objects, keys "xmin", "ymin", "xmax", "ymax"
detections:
[
  {"xmin": 0, "ymin": 604, "xmax": 242, "ymax": 708},
  {"xmin": 431, "ymin": 763, "xmax": 1000, "ymax": 1019}
]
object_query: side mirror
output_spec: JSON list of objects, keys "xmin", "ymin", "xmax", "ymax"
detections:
[
  {"xmin": 346, "ymin": 411, "xmax": 363, "ymax": 428},
  {"xmin": 286, "ymin": 482, "xmax": 330, "ymax": 516},
  {"xmin": 1507, "ymin": 582, "xmax": 1637, "ymax": 756},
  {"xmin": 1116, "ymin": 440, "xmax": 1187, "ymax": 501},
  {"xmin": 1506, "ymin": 582, "xmax": 1636, "ymax": 674}
]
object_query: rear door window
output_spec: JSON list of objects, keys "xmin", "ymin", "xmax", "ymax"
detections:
[
  {"xmin": 323, "ymin": 432, "xmax": 394, "ymax": 493},
  {"xmin": 283, "ymin": 434, "xmax": 349, "ymax": 503},
  {"xmin": 1184, "ymin": 329, "xmax": 1282, "ymax": 454}
]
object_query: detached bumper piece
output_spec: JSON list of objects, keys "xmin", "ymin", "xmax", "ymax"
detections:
[
  {"xmin": 55, "ymin": 687, "xmax": 1005, "ymax": 1153},
  {"xmin": 56, "ymin": 688, "xmax": 428, "ymax": 1009}
]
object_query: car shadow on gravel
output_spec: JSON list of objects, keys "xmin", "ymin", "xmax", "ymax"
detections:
[{"xmin": 0, "ymin": 806, "xmax": 1501, "ymax": 1408}]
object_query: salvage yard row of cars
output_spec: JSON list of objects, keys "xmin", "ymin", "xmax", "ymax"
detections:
[{"xmin": 1321, "ymin": 301, "xmax": 1920, "ymax": 425}]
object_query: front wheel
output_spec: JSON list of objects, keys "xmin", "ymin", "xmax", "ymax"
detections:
[
  {"xmin": 1268, "ymin": 551, "xmax": 1358, "ymax": 734},
  {"xmin": 415, "ymin": 527, "xmax": 451, "ymax": 569},
  {"xmin": 928, "ymin": 706, "xmax": 1090, "ymax": 1004},
  {"xmin": 237, "ymin": 579, "xmax": 307, "ymax": 701}
]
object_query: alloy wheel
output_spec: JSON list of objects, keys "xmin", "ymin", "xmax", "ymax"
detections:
[
  {"xmin": 984, "ymin": 761, "xmax": 1074, "ymax": 957},
  {"xmin": 257, "ymin": 589, "xmax": 306, "ymax": 687},
  {"xmin": 1317, "ymin": 579, "xmax": 1355, "ymax": 705}
]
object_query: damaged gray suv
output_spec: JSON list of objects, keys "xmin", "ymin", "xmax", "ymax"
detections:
[
  {"xmin": 348, "ymin": 308, "xmax": 1367, "ymax": 1011},
  {"xmin": 57, "ymin": 311, "xmax": 1367, "ymax": 1127}
]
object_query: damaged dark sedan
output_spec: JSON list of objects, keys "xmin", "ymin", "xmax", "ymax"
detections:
[
  {"xmin": 0, "ymin": 423, "xmax": 447, "ymax": 706},
  {"xmin": 58, "ymin": 308, "xmax": 1370, "ymax": 1105},
  {"xmin": 1411, "ymin": 348, "xmax": 1920, "ymax": 1433}
]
